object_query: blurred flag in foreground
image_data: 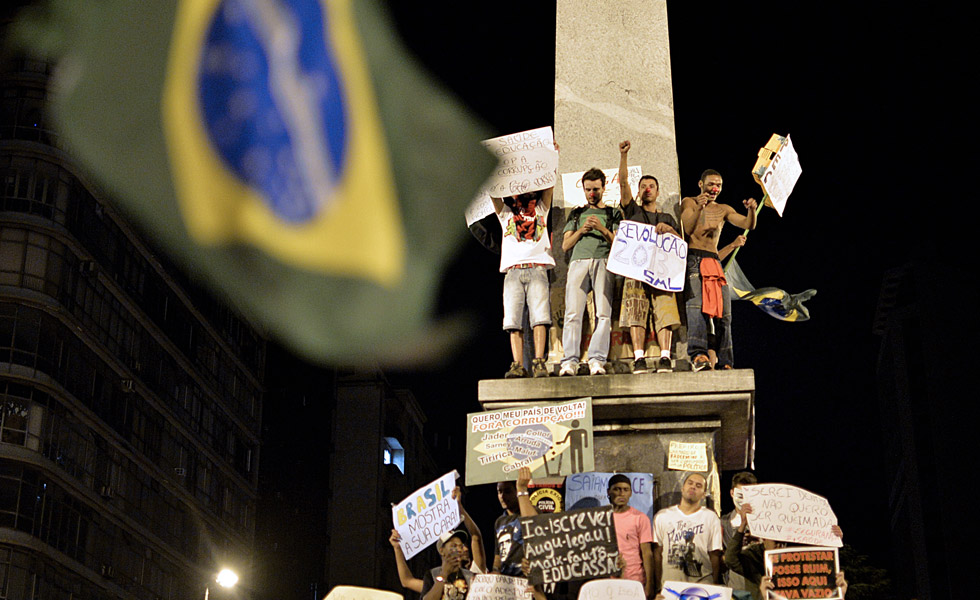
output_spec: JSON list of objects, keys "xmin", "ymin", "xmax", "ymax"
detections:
[
  {"xmin": 14, "ymin": 0, "xmax": 494, "ymax": 364},
  {"xmin": 726, "ymin": 259, "xmax": 815, "ymax": 322}
]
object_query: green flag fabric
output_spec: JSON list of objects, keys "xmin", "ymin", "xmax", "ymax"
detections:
[{"xmin": 14, "ymin": 0, "xmax": 494, "ymax": 364}]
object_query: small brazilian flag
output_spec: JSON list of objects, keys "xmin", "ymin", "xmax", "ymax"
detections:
[
  {"xmin": 725, "ymin": 259, "xmax": 816, "ymax": 322},
  {"xmin": 15, "ymin": 0, "xmax": 495, "ymax": 363}
]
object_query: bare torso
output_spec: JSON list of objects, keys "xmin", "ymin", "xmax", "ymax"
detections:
[{"xmin": 682, "ymin": 197, "xmax": 732, "ymax": 252}]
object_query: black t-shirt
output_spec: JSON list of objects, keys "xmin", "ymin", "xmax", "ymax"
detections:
[
  {"xmin": 420, "ymin": 567, "xmax": 473, "ymax": 600},
  {"xmin": 494, "ymin": 512, "xmax": 524, "ymax": 576},
  {"xmin": 621, "ymin": 201, "xmax": 679, "ymax": 231}
]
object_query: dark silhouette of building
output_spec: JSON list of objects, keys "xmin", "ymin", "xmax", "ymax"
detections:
[{"xmin": 0, "ymin": 16, "xmax": 266, "ymax": 599}]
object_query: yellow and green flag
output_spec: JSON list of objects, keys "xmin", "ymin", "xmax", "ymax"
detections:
[
  {"xmin": 15, "ymin": 0, "xmax": 495, "ymax": 363},
  {"xmin": 726, "ymin": 259, "xmax": 816, "ymax": 322}
]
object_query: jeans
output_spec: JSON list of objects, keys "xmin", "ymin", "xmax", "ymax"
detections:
[
  {"xmin": 685, "ymin": 253, "xmax": 733, "ymax": 367},
  {"xmin": 561, "ymin": 258, "xmax": 613, "ymax": 364}
]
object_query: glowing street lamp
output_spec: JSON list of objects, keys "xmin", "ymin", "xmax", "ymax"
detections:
[{"xmin": 204, "ymin": 568, "xmax": 239, "ymax": 599}]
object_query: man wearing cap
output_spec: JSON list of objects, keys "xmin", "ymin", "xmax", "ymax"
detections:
[
  {"xmin": 652, "ymin": 472, "xmax": 723, "ymax": 589},
  {"xmin": 493, "ymin": 467, "xmax": 539, "ymax": 576},
  {"xmin": 607, "ymin": 474, "xmax": 656, "ymax": 597},
  {"xmin": 421, "ymin": 529, "xmax": 477, "ymax": 600}
]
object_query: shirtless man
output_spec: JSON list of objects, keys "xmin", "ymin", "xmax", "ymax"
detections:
[{"xmin": 679, "ymin": 170, "xmax": 756, "ymax": 371}]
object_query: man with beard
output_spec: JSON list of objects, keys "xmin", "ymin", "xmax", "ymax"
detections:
[
  {"xmin": 493, "ymin": 467, "xmax": 538, "ymax": 576},
  {"xmin": 679, "ymin": 170, "xmax": 757, "ymax": 371},
  {"xmin": 559, "ymin": 168, "xmax": 622, "ymax": 376},
  {"xmin": 617, "ymin": 141, "xmax": 682, "ymax": 374},
  {"xmin": 652, "ymin": 472, "xmax": 723, "ymax": 589}
]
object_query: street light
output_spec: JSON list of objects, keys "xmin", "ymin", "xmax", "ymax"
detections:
[{"xmin": 204, "ymin": 568, "xmax": 239, "ymax": 600}]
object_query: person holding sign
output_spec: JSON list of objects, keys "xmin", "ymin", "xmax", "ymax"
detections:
[
  {"xmin": 559, "ymin": 168, "xmax": 622, "ymax": 376},
  {"xmin": 652, "ymin": 472, "xmax": 723, "ymax": 589},
  {"xmin": 422, "ymin": 530, "xmax": 476, "ymax": 600},
  {"xmin": 492, "ymin": 181, "xmax": 557, "ymax": 379},
  {"xmin": 607, "ymin": 474, "xmax": 656, "ymax": 597},
  {"xmin": 617, "ymin": 141, "xmax": 681, "ymax": 374},
  {"xmin": 679, "ymin": 171, "xmax": 757, "ymax": 371},
  {"xmin": 494, "ymin": 467, "xmax": 539, "ymax": 576}
]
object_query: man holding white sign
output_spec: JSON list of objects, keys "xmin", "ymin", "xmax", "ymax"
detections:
[
  {"xmin": 617, "ymin": 141, "xmax": 681, "ymax": 374},
  {"xmin": 680, "ymin": 171, "xmax": 757, "ymax": 371}
]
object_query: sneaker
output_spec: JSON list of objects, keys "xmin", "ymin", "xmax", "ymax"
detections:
[
  {"xmin": 717, "ymin": 364, "xmax": 733, "ymax": 370},
  {"xmin": 656, "ymin": 357, "xmax": 673, "ymax": 373},
  {"xmin": 631, "ymin": 358, "xmax": 651, "ymax": 374},
  {"xmin": 589, "ymin": 360, "xmax": 606, "ymax": 376},
  {"xmin": 531, "ymin": 358, "xmax": 549, "ymax": 378},
  {"xmin": 559, "ymin": 361, "xmax": 578, "ymax": 377},
  {"xmin": 505, "ymin": 361, "xmax": 527, "ymax": 378},
  {"xmin": 692, "ymin": 355, "xmax": 712, "ymax": 371}
]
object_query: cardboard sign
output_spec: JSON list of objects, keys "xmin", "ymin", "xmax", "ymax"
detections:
[
  {"xmin": 391, "ymin": 471, "xmax": 461, "ymax": 559},
  {"xmin": 741, "ymin": 484, "xmax": 842, "ymax": 548},
  {"xmin": 560, "ymin": 166, "xmax": 641, "ymax": 208},
  {"xmin": 666, "ymin": 441, "xmax": 708, "ymax": 472},
  {"xmin": 468, "ymin": 574, "xmax": 531, "ymax": 600},
  {"xmin": 564, "ymin": 472, "xmax": 655, "ymax": 522},
  {"xmin": 481, "ymin": 127, "xmax": 559, "ymax": 198},
  {"xmin": 606, "ymin": 222, "xmax": 686, "ymax": 292},
  {"xmin": 466, "ymin": 398, "xmax": 594, "ymax": 486},
  {"xmin": 521, "ymin": 506, "xmax": 619, "ymax": 585},
  {"xmin": 323, "ymin": 586, "xmax": 402, "ymax": 600},
  {"xmin": 764, "ymin": 547, "xmax": 841, "ymax": 600},
  {"xmin": 660, "ymin": 581, "xmax": 732, "ymax": 600},
  {"xmin": 578, "ymin": 579, "xmax": 645, "ymax": 600},
  {"xmin": 465, "ymin": 188, "xmax": 494, "ymax": 227},
  {"xmin": 759, "ymin": 134, "xmax": 801, "ymax": 216}
]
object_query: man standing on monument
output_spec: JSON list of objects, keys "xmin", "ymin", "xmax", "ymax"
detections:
[
  {"xmin": 492, "ymin": 183, "xmax": 556, "ymax": 379},
  {"xmin": 608, "ymin": 474, "xmax": 656, "ymax": 597},
  {"xmin": 680, "ymin": 171, "xmax": 757, "ymax": 371},
  {"xmin": 559, "ymin": 168, "xmax": 622, "ymax": 376},
  {"xmin": 652, "ymin": 472, "xmax": 723, "ymax": 588},
  {"xmin": 617, "ymin": 141, "xmax": 682, "ymax": 374}
]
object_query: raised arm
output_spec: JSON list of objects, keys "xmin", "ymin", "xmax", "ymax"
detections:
[
  {"xmin": 725, "ymin": 198, "xmax": 758, "ymax": 230},
  {"xmin": 454, "ymin": 486, "xmax": 487, "ymax": 573},
  {"xmin": 516, "ymin": 466, "xmax": 538, "ymax": 517},
  {"xmin": 389, "ymin": 529, "xmax": 423, "ymax": 593},
  {"xmin": 619, "ymin": 140, "xmax": 633, "ymax": 208},
  {"xmin": 541, "ymin": 187, "xmax": 554, "ymax": 212}
]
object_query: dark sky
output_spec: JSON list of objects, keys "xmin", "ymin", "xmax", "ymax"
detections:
[{"xmin": 384, "ymin": 1, "xmax": 973, "ymax": 579}]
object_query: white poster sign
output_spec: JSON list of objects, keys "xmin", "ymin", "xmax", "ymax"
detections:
[
  {"xmin": 465, "ymin": 188, "xmax": 494, "ymax": 227},
  {"xmin": 468, "ymin": 574, "xmax": 531, "ymax": 600},
  {"xmin": 560, "ymin": 166, "xmax": 641, "ymax": 208},
  {"xmin": 666, "ymin": 441, "xmax": 708, "ymax": 472},
  {"xmin": 760, "ymin": 134, "xmax": 802, "ymax": 216},
  {"xmin": 391, "ymin": 471, "xmax": 461, "ymax": 559},
  {"xmin": 579, "ymin": 579, "xmax": 645, "ymax": 600},
  {"xmin": 742, "ymin": 483, "xmax": 842, "ymax": 548},
  {"xmin": 481, "ymin": 127, "xmax": 558, "ymax": 198},
  {"xmin": 606, "ymin": 221, "xmax": 687, "ymax": 292},
  {"xmin": 324, "ymin": 586, "xmax": 402, "ymax": 600}
]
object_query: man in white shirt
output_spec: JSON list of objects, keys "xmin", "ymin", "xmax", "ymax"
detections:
[{"xmin": 652, "ymin": 472, "xmax": 723, "ymax": 589}]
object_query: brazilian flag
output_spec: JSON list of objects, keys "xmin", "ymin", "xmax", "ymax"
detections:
[
  {"xmin": 13, "ymin": 0, "xmax": 495, "ymax": 364},
  {"xmin": 725, "ymin": 259, "xmax": 816, "ymax": 322}
]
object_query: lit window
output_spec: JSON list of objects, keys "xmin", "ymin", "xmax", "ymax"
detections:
[{"xmin": 382, "ymin": 437, "xmax": 404, "ymax": 474}]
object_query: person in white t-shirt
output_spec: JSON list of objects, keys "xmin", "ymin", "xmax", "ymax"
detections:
[{"xmin": 652, "ymin": 472, "xmax": 723, "ymax": 589}]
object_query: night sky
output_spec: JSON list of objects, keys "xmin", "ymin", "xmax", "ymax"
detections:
[{"xmin": 385, "ymin": 1, "xmax": 972, "ymax": 582}]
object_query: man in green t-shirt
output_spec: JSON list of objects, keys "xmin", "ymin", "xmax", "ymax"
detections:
[{"xmin": 559, "ymin": 168, "xmax": 622, "ymax": 376}]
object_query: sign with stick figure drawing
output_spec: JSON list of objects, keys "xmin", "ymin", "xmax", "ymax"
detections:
[{"xmin": 465, "ymin": 398, "xmax": 594, "ymax": 486}]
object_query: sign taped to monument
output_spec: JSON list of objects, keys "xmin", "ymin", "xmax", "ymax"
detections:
[
  {"xmin": 606, "ymin": 221, "xmax": 687, "ymax": 292},
  {"xmin": 481, "ymin": 126, "xmax": 558, "ymax": 198},
  {"xmin": 742, "ymin": 483, "xmax": 842, "ymax": 548},
  {"xmin": 755, "ymin": 134, "xmax": 801, "ymax": 217},
  {"xmin": 391, "ymin": 471, "xmax": 461, "ymax": 559},
  {"xmin": 661, "ymin": 581, "xmax": 732, "ymax": 600},
  {"xmin": 468, "ymin": 574, "xmax": 532, "ymax": 600},
  {"xmin": 564, "ymin": 472, "xmax": 655, "ymax": 522},
  {"xmin": 521, "ymin": 506, "xmax": 619, "ymax": 585},
  {"xmin": 466, "ymin": 398, "xmax": 594, "ymax": 486},
  {"xmin": 560, "ymin": 166, "xmax": 641, "ymax": 208},
  {"xmin": 666, "ymin": 441, "xmax": 708, "ymax": 472},
  {"xmin": 764, "ymin": 546, "xmax": 841, "ymax": 600}
]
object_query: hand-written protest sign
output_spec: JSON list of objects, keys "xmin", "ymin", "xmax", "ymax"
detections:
[
  {"xmin": 324, "ymin": 586, "xmax": 402, "ymax": 600},
  {"xmin": 606, "ymin": 222, "xmax": 686, "ymax": 293},
  {"xmin": 465, "ymin": 187, "xmax": 494, "ymax": 227},
  {"xmin": 392, "ymin": 471, "xmax": 461, "ymax": 559},
  {"xmin": 481, "ymin": 127, "xmax": 558, "ymax": 198},
  {"xmin": 468, "ymin": 574, "xmax": 531, "ymax": 600},
  {"xmin": 560, "ymin": 166, "xmax": 641, "ymax": 208},
  {"xmin": 666, "ymin": 441, "xmax": 708, "ymax": 472},
  {"xmin": 579, "ymin": 579, "xmax": 645, "ymax": 600},
  {"xmin": 564, "ymin": 472, "xmax": 655, "ymax": 522},
  {"xmin": 760, "ymin": 134, "xmax": 801, "ymax": 217},
  {"xmin": 764, "ymin": 547, "xmax": 841, "ymax": 600},
  {"xmin": 660, "ymin": 582, "xmax": 732, "ymax": 600},
  {"xmin": 521, "ymin": 506, "xmax": 619, "ymax": 585},
  {"xmin": 742, "ymin": 484, "xmax": 842, "ymax": 548},
  {"xmin": 466, "ymin": 398, "xmax": 594, "ymax": 486}
]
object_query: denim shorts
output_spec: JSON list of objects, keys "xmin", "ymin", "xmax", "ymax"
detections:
[{"xmin": 503, "ymin": 265, "xmax": 551, "ymax": 331}]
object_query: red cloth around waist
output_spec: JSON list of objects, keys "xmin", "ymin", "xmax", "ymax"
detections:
[{"xmin": 700, "ymin": 257, "xmax": 727, "ymax": 318}]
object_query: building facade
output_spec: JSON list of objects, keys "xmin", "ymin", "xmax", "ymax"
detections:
[{"xmin": 0, "ymin": 39, "xmax": 265, "ymax": 600}]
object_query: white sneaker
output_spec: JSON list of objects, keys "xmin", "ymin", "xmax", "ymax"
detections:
[
  {"xmin": 559, "ymin": 361, "xmax": 578, "ymax": 376},
  {"xmin": 589, "ymin": 360, "xmax": 606, "ymax": 376}
]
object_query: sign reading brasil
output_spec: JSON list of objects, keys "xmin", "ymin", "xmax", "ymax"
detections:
[
  {"xmin": 466, "ymin": 399, "xmax": 594, "ymax": 486},
  {"xmin": 521, "ymin": 506, "xmax": 619, "ymax": 585},
  {"xmin": 392, "ymin": 471, "xmax": 461, "ymax": 559},
  {"xmin": 765, "ymin": 546, "xmax": 841, "ymax": 600},
  {"xmin": 742, "ymin": 484, "xmax": 842, "ymax": 548},
  {"xmin": 606, "ymin": 221, "xmax": 687, "ymax": 293}
]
